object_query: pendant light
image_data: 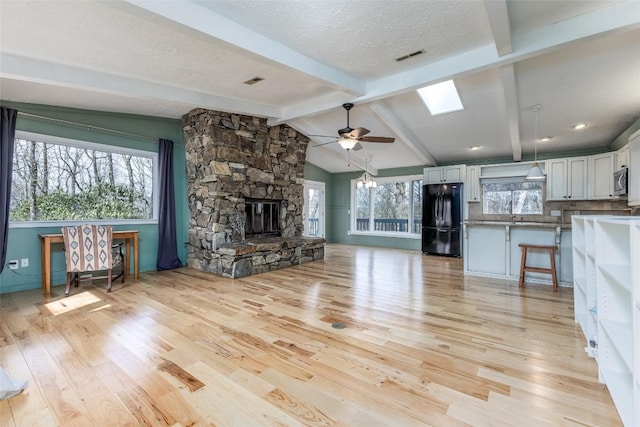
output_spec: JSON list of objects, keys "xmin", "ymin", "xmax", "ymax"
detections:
[{"xmin": 526, "ymin": 105, "xmax": 546, "ymax": 181}]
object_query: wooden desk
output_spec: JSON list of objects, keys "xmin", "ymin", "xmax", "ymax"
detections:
[{"xmin": 39, "ymin": 230, "xmax": 139, "ymax": 296}]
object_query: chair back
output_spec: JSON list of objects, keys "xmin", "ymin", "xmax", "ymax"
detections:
[{"xmin": 61, "ymin": 225, "xmax": 113, "ymax": 272}]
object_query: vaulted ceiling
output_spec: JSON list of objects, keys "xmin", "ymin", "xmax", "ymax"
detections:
[{"xmin": 1, "ymin": 1, "xmax": 639, "ymax": 173}]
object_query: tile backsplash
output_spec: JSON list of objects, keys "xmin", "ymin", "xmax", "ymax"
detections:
[{"xmin": 468, "ymin": 197, "xmax": 633, "ymax": 223}]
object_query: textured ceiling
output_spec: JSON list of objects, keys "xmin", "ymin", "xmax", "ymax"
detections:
[{"xmin": 1, "ymin": 0, "xmax": 639, "ymax": 173}]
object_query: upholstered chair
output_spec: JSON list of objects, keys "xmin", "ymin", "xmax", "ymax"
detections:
[{"xmin": 61, "ymin": 225, "xmax": 125, "ymax": 296}]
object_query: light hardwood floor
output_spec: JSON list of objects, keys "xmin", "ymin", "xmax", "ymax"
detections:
[{"xmin": 0, "ymin": 244, "xmax": 621, "ymax": 426}]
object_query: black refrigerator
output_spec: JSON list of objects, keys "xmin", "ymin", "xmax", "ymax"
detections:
[{"xmin": 422, "ymin": 183, "xmax": 463, "ymax": 257}]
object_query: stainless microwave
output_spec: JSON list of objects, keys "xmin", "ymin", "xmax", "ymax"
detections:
[{"xmin": 613, "ymin": 167, "xmax": 628, "ymax": 196}]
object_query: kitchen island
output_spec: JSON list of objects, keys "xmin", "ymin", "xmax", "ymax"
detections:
[{"xmin": 463, "ymin": 220, "xmax": 572, "ymax": 287}]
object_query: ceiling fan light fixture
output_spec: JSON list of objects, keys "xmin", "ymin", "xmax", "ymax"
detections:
[{"xmin": 337, "ymin": 138, "xmax": 358, "ymax": 150}]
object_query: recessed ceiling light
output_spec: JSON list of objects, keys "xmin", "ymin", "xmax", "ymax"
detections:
[
  {"xmin": 417, "ymin": 80, "xmax": 464, "ymax": 116},
  {"xmin": 537, "ymin": 136, "xmax": 552, "ymax": 142},
  {"xmin": 572, "ymin": 123, "xmax": 587, "ymax": 130},
  {"xmin": 469, "ymin": 145, "xmax": 481, "ymax": 150},
  {"xmin": 243, "ymin": 76, "xmax": 264, "ymax": 85}
]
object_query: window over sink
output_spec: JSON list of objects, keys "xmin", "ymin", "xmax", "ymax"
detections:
[{"xmin": 482, "ymin": 180, "xmax": 543, "ymax": 215}]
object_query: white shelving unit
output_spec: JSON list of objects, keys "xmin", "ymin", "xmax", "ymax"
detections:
[
  {"xmin": 573, "ymin": 215, "xmax": 640, "ymax": 426},
  {"xmin": 632, "ymin": 222, "xmax": 640, "ymax": 425},
  {"xmin": 572, "ymin": 216, "xmax": 588, "ymax": 338},
  {"xmin": 573, "ymin": 215, "xmax": 604, "ymax": 358}
]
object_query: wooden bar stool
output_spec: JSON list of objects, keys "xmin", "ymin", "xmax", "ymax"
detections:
[{"xmin": 518, "ymin": 244, "xmax": 558, "ymax": 291}]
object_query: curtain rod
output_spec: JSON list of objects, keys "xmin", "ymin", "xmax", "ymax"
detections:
[{"xmin": 17, "ymin": 111, "xmax": 159, "ymax": 143}]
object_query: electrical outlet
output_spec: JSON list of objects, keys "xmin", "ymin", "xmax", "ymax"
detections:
[
  {"xmin": 21, "ymin": 258, "xmax": 29, "ymax": 268},
  {"xmin": 9, "ymin": 260, "xmax": 18, "ymax": 270}
]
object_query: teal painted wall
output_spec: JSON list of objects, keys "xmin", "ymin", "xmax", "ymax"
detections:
[
  {"xmin": 610, "ymin": 117, "xmax": 640, "ymax": 151},
  {"xmin": 0, "ymin": 101, "xmax": 188, "ymax": 294},
  {"xmin": 328, "ymin": 165, "xmax": 424, "ymax": 250}
]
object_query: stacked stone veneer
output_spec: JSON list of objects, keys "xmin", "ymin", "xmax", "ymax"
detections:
[{"xmin": 182, "ymin": 108, "xmax": 325, "ymax": 278}]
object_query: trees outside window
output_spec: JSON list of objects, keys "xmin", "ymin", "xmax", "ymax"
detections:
[
  {"xmin": 482, "ymin": 181, "xmax": 543, "ymax": 215},
  {"xmin": 10, "ymin": 133, "xmax": 156, "ymax": 222},
  {"xmin": 352, "ymin": 175, "xmax": 422, "ymax": 235}
]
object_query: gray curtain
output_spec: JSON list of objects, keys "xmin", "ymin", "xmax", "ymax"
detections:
[
  {"xmin": 0, "ymin": 108, "xmax": 17, "ymax": 274},
  {"xmin": 156, "ymin": 138, "xmax": 183, "ymax": 270}
]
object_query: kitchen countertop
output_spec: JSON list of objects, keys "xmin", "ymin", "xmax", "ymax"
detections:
[{"xmin": 464, "ymin": 220, "xmax": 571, "ymax": 229}]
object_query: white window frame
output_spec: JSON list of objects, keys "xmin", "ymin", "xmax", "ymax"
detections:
[
  {"xmin": 349, "ymin": 174, "xmax": 422, "ymax": 239},
  {"xmin": 480, "ymin": 177, "xmax": 544, "ymax": 216},
  {"xmin": 9, "ymin": 130, "xmax": 159, "ymax": 228}
]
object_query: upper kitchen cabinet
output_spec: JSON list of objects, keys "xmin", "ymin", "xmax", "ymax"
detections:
[
  {"xmin": 547, "ymin": 157, "xmax": 588, "ymax": 201},
  {"xmin": 466, "ymin": 166, "xmax": 480, "ymax": 202},
  {"xmin": 629, "ymin": 130, "xmax": 640, "ymax": 206},
  {"xmin": 423, "ymin": 165, "xmax": 466, "ymax": 184},
  {"xmin": 616, "ymin": 144, "xmax": 629, "ymax": 170},
  {"xmin": 588, "ymin": 153, "xmax": 615, "ymax": 200}
]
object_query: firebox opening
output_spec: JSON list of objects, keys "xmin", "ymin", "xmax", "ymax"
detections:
[{"xmin": 245, "ymin": 199, "xmax": 281, "ymax": 238}]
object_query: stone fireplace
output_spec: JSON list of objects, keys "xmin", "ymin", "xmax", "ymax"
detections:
[{"xmin": 182, "ymin": 108, "xmax": 325, "ymax": 278}]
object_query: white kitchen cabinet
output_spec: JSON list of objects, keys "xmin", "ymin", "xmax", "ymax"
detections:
[
  {"xmin": 464, "ymin": 225, "xmax": 507, "ymax": 276},
  {"xmin": 588, "ymin": 152, "xmax": 615, "ymax": 200},
  {"xmin": 547, "ymin": 157, "xmax": 588, "ymax": 201},
  {"xmin": 629, "ymin": 130, "xmax": 640, "ymax": 206},
  {"xmin": 616, "ymin": 144, "xmax": 629, "ymax": 170},
  {"xmin": 423, "ymin": 165, "xmax": 466, "ymax": 184},
  {"xmin": 466, "ymin": 165, "xmax": 480, "ymax": 202},
  {"xmin": 572, "ymin": 216, "xmax": 640, "ymax": 426}
]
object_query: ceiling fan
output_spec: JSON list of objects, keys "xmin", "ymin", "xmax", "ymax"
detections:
[{"xmin": 311, "ymin": 103, "xmax": 395, "ymax": 151}]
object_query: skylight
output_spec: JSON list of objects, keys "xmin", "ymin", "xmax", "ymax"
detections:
[{"xmin": 417, "ymin": 80, "xmax": 464, "ymax": 116}]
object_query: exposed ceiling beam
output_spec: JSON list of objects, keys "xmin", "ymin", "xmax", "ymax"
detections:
[
  {"xmin": 120, "ymin": 0, "xmax": 366, "ymax": 96},
  {"xmin": 499, "ymin": 64, "xmax": 522, "ymax": 162},
  {"xmin": 484, "ymin": 0, "xmax": 512, "ymax": 56},
  {"xmin": 368, "ymin": 103, "xmax": 437, "ymax": 166},
  {"xmin": 0, "ymin": 53, "xmax": 281, "ymax": 118},
  {"xmin": 274, "ymin": 1, "xmax": 640, "ymax": 123}
]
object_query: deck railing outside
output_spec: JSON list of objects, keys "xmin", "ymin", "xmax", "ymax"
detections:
[{"xmin": 356, "ymin": 218, "xmax": 422, "ymax": 233}]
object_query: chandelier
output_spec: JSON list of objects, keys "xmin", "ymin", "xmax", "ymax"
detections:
[{"xmin": 357, "ymin": 157, "xmax": 377, "ymax": 188}]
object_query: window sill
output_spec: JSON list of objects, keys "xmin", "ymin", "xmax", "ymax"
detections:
[
  {"xmin": 9, "ymin": 219, "xmax": 158, "ymax": 228},
  {"xmin": 349, "ymin": 231, "xmax": 421, "ymax": 240}
]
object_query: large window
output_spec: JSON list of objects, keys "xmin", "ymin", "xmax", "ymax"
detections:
[
  {"xmin": 482, "ymin": 180, "xmax": 543, "ymax": 215},
  {"xmin": 10, "ymin": 132, "xmax": 157, "ymax": 223},
  {"xmin": 352, "ymin": 175, "xmax": 422, "ymax": 237}
]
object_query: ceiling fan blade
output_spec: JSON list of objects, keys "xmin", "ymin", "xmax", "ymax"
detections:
[
  {"xmin": 307, "ymin": 134, "xmax": 339, "ymax": 138},
  {"xmin": 359, "ymin": 136, "xmax": 395, "ymax": 143},
  {"xmin": 352, "ymin": 142, "xmax": 364, "ymax": 151},
  {"xmin": 348, "ymin": 127, "xmax": 370, "ymax": 138},
  {"xmin": 311, "ymin": 140, "xmax": 338, "ymax": 148}
]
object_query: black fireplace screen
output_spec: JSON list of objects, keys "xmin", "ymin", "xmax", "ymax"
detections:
[{"xmin": 245, "ymin": 200, "xmax": 281, "ymax": 237}]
